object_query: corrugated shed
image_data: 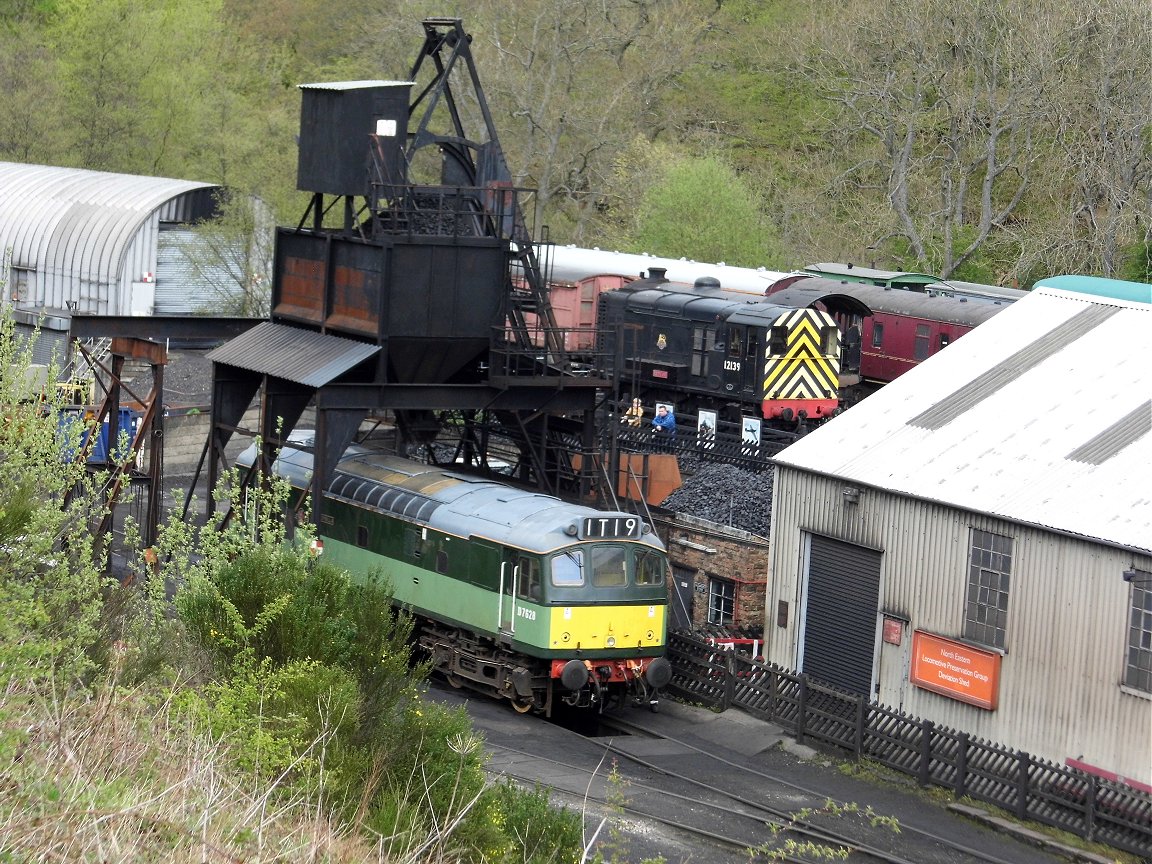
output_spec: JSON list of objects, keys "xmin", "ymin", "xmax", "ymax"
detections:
[
  {"xmin": 766, "ymin": 468, "xmax": 1151, "ymax": 782},
  {"xmin": 774, "ymin": 285, "xmax": 1152, "ymax": 555},
  {"xmin": 205, "ymin": 321, "xmax": 380, "ymax": 387},
  {"xmin": 0, "ymin": 162, "xmax": 219, "ymax": 314}
]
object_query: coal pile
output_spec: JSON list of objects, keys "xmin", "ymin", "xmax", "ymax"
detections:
[{"xmin": 660, "ymin": 460, "xmax": 774, "ymax": 537}]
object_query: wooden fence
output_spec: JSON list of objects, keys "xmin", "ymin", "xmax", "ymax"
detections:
[{"xmin": 665, "ymin": 631, "xmax": 1152, "ymax": 858}]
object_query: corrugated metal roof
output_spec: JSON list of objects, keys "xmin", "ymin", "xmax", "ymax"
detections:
[
  {"xmin": 206, "ymin": 321, "xmax": 380, "ymax": 387},
  {"xmin": 0, "ymin": 162, "xmax": 218, "ymax": 297},
  {"xmin": 774, "ymin": 284, "xmax": 1152, "ymax": 554}
]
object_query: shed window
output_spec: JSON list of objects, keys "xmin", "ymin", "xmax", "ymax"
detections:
[
  {"xmin": 964, "ymin": 529, "xmax": 1012, "ymax": 649},
  {"xmin": 914, "ymin": 324, "xmax": 931, "ymax": 361},
  {"xmin": 1126, "ymin": 572, "xmax": 1152, "ymax": 693},
  {"xmin": 707, "ymin": 576, "xmax": 734, "ymax": 626},
  {"xmin": 871, "ymin": 322, "xmax": 884, "ymax": 348}
]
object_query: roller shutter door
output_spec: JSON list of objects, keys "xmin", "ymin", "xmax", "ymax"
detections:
[
  {"xmin": 155, "ymin": 227, "xmax": 238, "ymax": 314},
  {"xmin": 801, "ymin": 535, "xmax": 881, "ymax": 696}
]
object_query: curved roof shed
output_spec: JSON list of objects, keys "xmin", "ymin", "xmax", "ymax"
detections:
[{"xmin": 0, "ymin": 162, "xmax": 220, "ymax": 315}]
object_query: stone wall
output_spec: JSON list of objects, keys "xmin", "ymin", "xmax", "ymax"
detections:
[{"xmin": 655, "ymin": 511, "xmax": 769, "ymax": 634}]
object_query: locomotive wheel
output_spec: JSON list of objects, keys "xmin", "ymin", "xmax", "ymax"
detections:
[
  {"xmin": 445, "ymin": 673, "xmax": 464, "ymax": 689},
  {"xmin": 511, "ymin": 698, "xmax": 535, "ymax": 714}
]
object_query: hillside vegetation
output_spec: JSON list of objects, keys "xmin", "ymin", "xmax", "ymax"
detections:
[
  {"xmin": 1, "ymin": 0, "xmax": 1147, "ymax": 287},
  {"xmin": 0, "ymin": 304, "xmax": 592, "ymax": 861}
]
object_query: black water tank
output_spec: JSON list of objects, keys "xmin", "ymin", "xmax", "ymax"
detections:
[{"xmin": 296, "ymin": 81, "xmax": 413, "ymax": 196}]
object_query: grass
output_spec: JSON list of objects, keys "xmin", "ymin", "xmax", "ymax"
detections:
[{"xmin": 0, "ymin": 678, "xmax": 387, "ymax": 863}]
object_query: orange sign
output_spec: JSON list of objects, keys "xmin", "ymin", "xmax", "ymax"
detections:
[{"xmin": 910, "ymin": 631, "xmax": 1001, "ymax": 710}]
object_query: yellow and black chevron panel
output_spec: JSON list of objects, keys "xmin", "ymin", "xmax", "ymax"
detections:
[{"xmin": 762, "ymin": 309, "xmax": 841, "ymax": 417}]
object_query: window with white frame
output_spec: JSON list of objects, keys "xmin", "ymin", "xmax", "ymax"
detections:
[
  {"xmin": 964, "ymin": 529, "xmax": 1013, "ymax": 649},
  {"xmin": 707, "ymin": 577, "xmax": 734, "ymax": 626},
  {"xmin": 1126, "ymin": 571, "xmax": 1152, "ymax": 693}
]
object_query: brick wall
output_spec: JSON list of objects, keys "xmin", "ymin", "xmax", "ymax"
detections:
[{"xmin": 655, "ymin": 512, "xmax": 769, "ymax": 635}]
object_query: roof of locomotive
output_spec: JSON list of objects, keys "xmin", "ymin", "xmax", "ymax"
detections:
[
  {"xmin": 773, "ymin": 277, "xmax": 1011, "ymax": 327},
  {"xmin": 247, "ymin": 442, "xmax": 665, "ymax": 554},
  {"xmin": 601, "ymin": 275, "xmax": 837, "ymax": 326},
  {"xmin": 774, "ymin": 284, "xmax": 1152, "ymax": 554}
]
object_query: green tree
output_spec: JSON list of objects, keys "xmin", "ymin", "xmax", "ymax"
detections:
[{"xmin": 619, "ymin": 150, "xmax": 786, "ymax": 267}]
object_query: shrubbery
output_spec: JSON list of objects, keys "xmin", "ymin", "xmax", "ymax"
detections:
[{"xmin": 0, "ymin": 299, "xmax": 588, "ymax": 862}]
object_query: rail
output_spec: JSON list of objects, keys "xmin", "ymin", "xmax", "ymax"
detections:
[{"xmin": 664, "ymin": 630, "xmax": 1152, "ymax": 859}]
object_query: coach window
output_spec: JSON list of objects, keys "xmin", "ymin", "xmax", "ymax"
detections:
[
  {"xmin": 707, "ymin": 576, "xmax": 735, "ymax": 626},
  {"xmin": 964, "ymin": 528, "xmax": 1013, "ymax": 650},
  {"xmin": 871, "ymin": 322, "xmax": 884, "ymax": 348},
  {"xmin": 1125, "ymin": 570, "xmax": 1152, "ymax": 693},
  {"xmin": 551, "ymin": 550, "xmax": 585, "ymax": 587},
  {"xmin": 914, "ymin": 324, "xmax": 931, "ymax": 360}
]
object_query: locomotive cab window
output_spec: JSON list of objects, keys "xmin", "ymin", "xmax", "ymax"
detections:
[
  {"xmin": 727, "ymin": 327, "xmax": 745, "ymax": 357},
  {"xmin": 769, "ymin": 325, "xmax": 788, "ymax": 354},
  {"xmin": 821, "ymin": 325, "xmax": 838, "ymax": 355},
  {"xmin": 517, "ymin": 556, "xmax": 542, "ymax": 600},
  {"xmin": 591, "ymin": 545, "xmax": 627, "ymax": 587},
  {"xmin": 636, "ymin": 550, "xmax": 666, "ymax": 586},
  {"xmin": 551, "ymin": 550, "xmax": 585, "ymax": 587}
]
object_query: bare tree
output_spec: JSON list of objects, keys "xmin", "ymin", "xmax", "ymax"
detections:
[
  {"xmin": 794, "ymin": 0, "xmax": 1063, "ymax": 278},
  {"xmin": 1040, "ymin": 0, "xmax": 1152, "ymax": 277}
]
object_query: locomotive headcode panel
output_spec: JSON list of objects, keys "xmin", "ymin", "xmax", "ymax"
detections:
[
  {"xmin": 240, "ymin": 441, "xmax": 674, "ymax": 715},
  {"xmin": 580, "ymin": 516, "xmax": 643, "ymax": 539}
]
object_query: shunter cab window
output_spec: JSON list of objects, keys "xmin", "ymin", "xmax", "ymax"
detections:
[
  {"xmin": 769, "ymin": 325, "xmax": 788, "ymax": 355},
  {"xmin": 551, "ymin": 550, "xmax": 585, "ymax": 587},
  {"xmin": 821, "ymin": 326, "xmax": 838, "ymax": 355}
]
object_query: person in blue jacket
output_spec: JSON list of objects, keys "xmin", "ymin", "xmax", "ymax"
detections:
[{"xmin": 651, "ymin": 404, "xmax": 676, "ymax": 445}]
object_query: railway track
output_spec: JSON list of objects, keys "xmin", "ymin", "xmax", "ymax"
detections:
[{"xmin": 440, "ymin": 682, "xmax": 1086, "ymax": 864}]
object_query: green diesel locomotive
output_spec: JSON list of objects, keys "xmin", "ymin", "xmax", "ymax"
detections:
[{"xmin": 248, "ymin": 441, "xmax": 673, "ymax": 715}]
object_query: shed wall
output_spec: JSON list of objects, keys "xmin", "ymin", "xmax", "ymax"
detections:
[{"xmin": 767, "ymin": 465, "xmax": 1152, "ymax": 784}]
